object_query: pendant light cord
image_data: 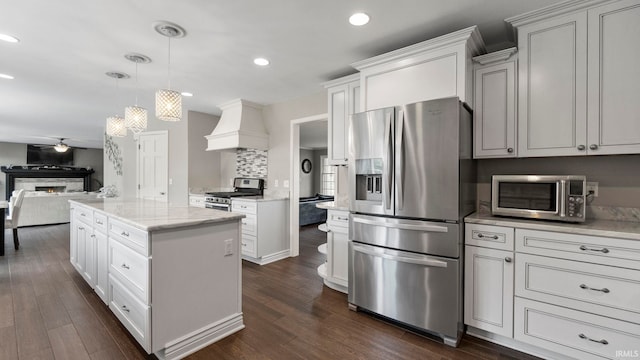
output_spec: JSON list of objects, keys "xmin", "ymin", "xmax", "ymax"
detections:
[
  {"xmin": 134, "ymin": 61, "xmax": 139, "ymax": 105},
  {"xmin": 167, "ymin": 36, "xmax": 172, "ymax": 90}
]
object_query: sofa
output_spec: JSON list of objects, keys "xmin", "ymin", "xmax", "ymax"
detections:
[{"xmin": 299, "ymin": 194, "xmax": 334, "ymax": 226}]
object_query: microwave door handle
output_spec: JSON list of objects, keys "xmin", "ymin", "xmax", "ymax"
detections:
[
  {"xmin": 396, "ymin": 109, "xmax": 404, "ymax": 210},
  {"xmin": 559, "ymin": 180, "xmax": 567, "ymax": 217},
  {"xmin": 383, "ymin": 111, "xmax": 393, "ymax": 210},
  {"xmin": 352, "ymin": 244, "xmax": 447, "ymax": 268}
]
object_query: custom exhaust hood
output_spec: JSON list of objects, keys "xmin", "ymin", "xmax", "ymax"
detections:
[{"xmin": 205, "ymin": 99, "xmax": 269, "ymax": 151}]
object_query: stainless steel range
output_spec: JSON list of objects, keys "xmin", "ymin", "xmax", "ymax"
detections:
[{"xmin": 205, "ymin": 178, "xmax": 264, "ymax": 211}]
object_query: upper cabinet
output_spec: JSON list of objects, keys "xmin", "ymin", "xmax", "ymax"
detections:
[
  {"xmin": 508, "ymin": 0, "xmax": 640, "ymax": 157},
  {"xmin": 324, "ymin": 74, "xmax": 360, "ymax": 166},
  {"xmin": 352, "ymin": 26, "xmax": 486, "ymax": 111},
  {"xmin": 473, "ymin": 48, "xmax": 518, "ymax": 158}
]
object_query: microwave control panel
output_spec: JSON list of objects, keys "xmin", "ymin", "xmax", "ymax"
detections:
[{"xmin": 567, "ymin": 180, "xmax": 586, "ymax": 219}]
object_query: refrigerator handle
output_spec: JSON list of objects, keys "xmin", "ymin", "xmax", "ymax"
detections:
[
  {"xmin": 352, "ymin": 216, "xmax": 449, "ymax": 233},
  {"xmin": 352, "ymin": 244, "xmax": 448, "ymax": 268},
  {"xmin": 396, "ymin": 109, "xmax": 405, "ymax": 210},
  {"xmin": 383, "ymin": 111, "xmax": 393, "ymax": 209}
]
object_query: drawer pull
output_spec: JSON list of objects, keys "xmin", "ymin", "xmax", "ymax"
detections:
[
  {"xmin": 121, "ymin": 305, "xmax": 130, "ymax": 313},
  {"xmin": 579, "ymin": 245, "xmax": 609, "ymax": 254},
  {"xmin": 96, "ymin": 220, "xmax": 103, "ymax": 225},
  {"xmin": 242, "ymin": 221, "xmax": 247, "ymax": 225},
  {"xmin": 90, "ymin": 234, "xmax": 96, "ymax": 238},
  {"xmin": 578, "ymin": 333, "xmax": 608, "ymax": 345},
  {"xmin": 121, "ymin": 263, "xmax": 130, "ymax": 270},
  {"xmin": 579, "ymin": 284, "xmax": 610, "ymax": 293},
  {"xmin": 242, "ymin": 243, "xmax": 246, "ymax": 247},
  {"xmin": 240, "ymin": 205, "xmax": 247, "ymax": 209},
  {"xmin": 336, "ymin": 217, "xmax": 349, "ymax": 221},
  {"xmin": 504, "ymin": 257, "xmax": 512, "ymax": 263},
  {"xmin": 477, "ymin": 233, "xmax": 499, "ymax": 240},
  {"xmin": 79, "ymin": 226, "xmax": 85, "ymax": 230},
  {"xmin": 121, "ymin": 231, "xmax": 130, "ymax": 237},
  {"xmin": 81, "ymin": 213, "xmax": 86, "ymax": 217}
]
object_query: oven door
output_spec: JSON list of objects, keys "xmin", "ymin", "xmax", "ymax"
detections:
[
  {"xmin": 348, "ymin": 241, "xmax": 461, "ymax": 345},
  {"xmin": 205, "ymin": 203, "xmax": 230, "ymax": 211}
]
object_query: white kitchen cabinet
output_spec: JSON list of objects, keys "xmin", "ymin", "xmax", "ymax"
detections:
[
  {"xmin": 324, "ymin": 74, "xmax": 360, "ymax": 165},
  {"xmin": 72, "ymin": 204, "xmax": 96, "ymax": 288},
  {"xmin": 232, "ymin": 198, "xmax": 289, "ymax": 265},
  {"xmin": 325, "ymin": 209, "xmax": 349, "ymax": 293},
  {"xmin": 587, "ymin": 0, "xmax": 640, "ymax": 155},
  {"xmin": 352, "ymin": 26, "xmax": 485, "ymax": 111},
  {"xmin": 464, "ymin": 224, "xmax": 514, "ymax": 338},
  {"xmin": 94, "ymin": 229, "xmax": 108, "ymax": 304},
  {"xmin": 509, "ymin": 0, "xmax": 640, "ymax": 157},
  {"xmin": 472, "ymin": 48, "xmax": 517, "ymax": 158}
]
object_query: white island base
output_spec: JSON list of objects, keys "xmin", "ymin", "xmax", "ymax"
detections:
[{"xmin": 69, "ymin": 199, "xmax": 245, "ymax": 359}]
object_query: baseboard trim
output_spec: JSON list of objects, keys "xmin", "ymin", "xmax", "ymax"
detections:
[
  {"xmin": 155, "ymin": 313, "xmax": 245, "ymax": 360},
  {"xmin": 242, "ymin": 249, "xmax": 290, "ymax": 265},
  {"xmin": 466, "ymin": 327, "xmax": 574, "ymax": 360}
]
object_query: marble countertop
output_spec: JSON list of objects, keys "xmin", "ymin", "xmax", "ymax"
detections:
[
  {"xmin": 69, "ymin": 198, "xmax": 244, "ymax": 232},
  {"xmin": 315, "ymin": 201, "xmax": 349, "ymax": 211},
  {"xmin": 231, "ymin": 196, "xmax": 289, "ymax": 202},
  {"xmin": 465, "ymin": 212, "xmax": 640, "ymax": 241}
]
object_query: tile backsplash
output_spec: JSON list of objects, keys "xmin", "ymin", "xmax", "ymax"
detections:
[{"xmin": 236, "ymin": 148, "xmax": 268, "ymax": 184}]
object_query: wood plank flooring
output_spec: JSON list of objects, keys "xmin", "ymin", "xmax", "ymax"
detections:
[{"xmin": 1, "ymin": 224, "xmax": 541, "ymax": 360}]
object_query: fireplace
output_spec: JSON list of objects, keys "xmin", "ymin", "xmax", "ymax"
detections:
[
  {"xmin": 1, "ymin": 166, "xmax": 94, "ymax": 200},
  {"xmin": 35, "ymin": 186, "xmax": 67, "ymax": 193}
]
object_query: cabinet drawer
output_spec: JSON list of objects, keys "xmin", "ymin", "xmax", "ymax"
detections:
[
  {"xmin": 515, "ymin": 297, "xmax": 640, "ymax": 360},
  {"xmin": 109, "ymin": 218, "xmax": 149, "ymax": 256},
  {"xmin": 93, "ymin": 211, "xmax": 107, "ymax": 232},
  {"xmin": 189, "ymin": 196, "xmax": 206, "ymax": 208},
  {"xmin": 240, "ymin": 214, "xmax": 257, "ymax": 236},
  {"xmin": 75, "ymin": 206, "xmax": 93, "ymax": 225},
  {"xmin": 465, "ymin": 223, "xmax": 514, "ymax": 251},
  {"xmin": 516, "ymin": 229, "xmax": 640, "ymax": 270},
  {"xmin": 232, "ymin": 201, "xmax": 257, "ymax": 215},
  {"xmin": 241, "ymin": 235, "xmax": 257, "ymax": 257},
  {"xmin": 516, "ymin": 253, "xmax": 640, "ymax": 319},
  {"xmin": 109, "ymin": 239, "xmax": 149, "ymax": 304},
  {"xmin": 327, "ymin": 210, "xmax": 350, "ymax": 229},
  {"xmin": 109, "ymin": 275, "xmax": 150, "ymax": 352}
]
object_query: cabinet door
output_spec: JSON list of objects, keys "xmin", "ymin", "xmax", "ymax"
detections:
[
  {"xmin": 83, "ymin": 231, "xmax": 96, "ymax": 288},
  {"xmin": 327, "ymin": 228, "xmax": 348, "ymax": 287},
  {"xmin": 474, "ymin": 60, "xmax": 517, "ymax": 158},
  {"xmin": 518, "ymin": 12, "xmax": 587, "ymax": 157},
  {"xmin": 70, "ymin": 208, "xmax": 77, "ymax": 266},
  {"xmin": 587, "ymin": 0, "xmax": 640, "ymax": 155},
  {"xmin": 464, "ymin": 245, "xmax": 514, "ymax": 338},
  {"xmin": 328, "ymin": 84, "xmax": 348, "ymax": 165},
  {"xmin": 74, "ymin": 221, "xmax": 87, "ymax": 274},
  {"xmin": 95, "ymin": 231, "xmax": 109, "ymax": 305}
]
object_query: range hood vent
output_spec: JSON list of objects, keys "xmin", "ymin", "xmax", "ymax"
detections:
[{"xmin": 206, "ymin": 99, "xmax": 268, "ymax": 151}]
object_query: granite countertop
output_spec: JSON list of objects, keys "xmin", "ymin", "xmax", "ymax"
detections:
[
  {"xmin": 465, "ymin": 212, "xmax": 640, "ymax": 241},
  {"xmin": 69, "ymin": 198, "xmax": 244, "ymax": 232},
  {"xmin": 316, "ymin": 201, "xmax": 349, "ymax": 211}
]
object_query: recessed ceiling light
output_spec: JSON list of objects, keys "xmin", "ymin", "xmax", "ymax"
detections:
[
  {"xmin": 254, "ymin": 58, "xmax": 270, "ymax": 66},
  {"xmin": 181, "ymin": 92, "xmax": 193, "ymax": 97},
  {"xmin": 0, "ymin": 33, "xmax": 19, "ymax": 43},
  {"xmin": 0, "ymin": 73, "xmax": 15, "ymax": 80},
  {"xmin": 349, "ymin": 13, "xmax": 370, "ymax": 26}
]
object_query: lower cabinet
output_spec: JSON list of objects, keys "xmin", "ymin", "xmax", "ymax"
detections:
[
  {"xmin": 94, "ymin": 230, "xmax": 108, "ymax": 304},
  {"xmin": 232, "ymin": 199, "xmax": 289, "ymax": 265},
  {"xmin": 318, "ymin": 209, "xmax": 349, "ymax": 293}
]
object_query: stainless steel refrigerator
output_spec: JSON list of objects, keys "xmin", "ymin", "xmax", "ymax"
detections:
[{"xmin": 347, "ymin": 97, "xmax": 475, "ymax": 346}]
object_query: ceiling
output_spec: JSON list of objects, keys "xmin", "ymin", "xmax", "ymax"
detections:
[{"xmin": 0, "ymin": 0, "xmax": 561, "ymax": 149}]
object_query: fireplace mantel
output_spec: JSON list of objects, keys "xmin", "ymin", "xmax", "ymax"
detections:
[{"xmin": 1, "ymin": 166, "xmax": 94, "ymax": 200}]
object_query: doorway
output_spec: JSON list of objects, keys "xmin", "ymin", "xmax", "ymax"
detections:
[
  {"xmin": 137, "ymin": 131, "xmax": 169, "ymax": 202},
  {"xmin": 289, "ymin": 114, "xmax": 327, "ymax": 257}
]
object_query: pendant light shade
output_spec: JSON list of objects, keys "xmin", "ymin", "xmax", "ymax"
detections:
[
  {"xmin": 125, "ymin": 105, "xmax": 148, "ymax": 134},
  {"xmin": 106, "ymin": 115, "xmax": 127, "ymax": 137},
  {"xmin": 154, "ymin": 21, "xmax": 185, "ymax": 122},
  {"xmin": 156, "ymin": 88, "xmax": 182, "ymax": 121}
]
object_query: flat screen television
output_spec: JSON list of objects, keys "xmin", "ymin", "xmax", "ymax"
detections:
[{"xmin": 27, "ymin": 145, "xmax": 74, "ymax": 166}]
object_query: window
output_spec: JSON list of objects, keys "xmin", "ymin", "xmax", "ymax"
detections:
[{"xmin": 320, "ymin": 156, "xmax": 336, "ymax": 196}]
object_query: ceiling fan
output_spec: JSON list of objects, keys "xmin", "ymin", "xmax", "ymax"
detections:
[{"xmin": 28, "ymin": 137, "xmax": 87, "ymax": 152}]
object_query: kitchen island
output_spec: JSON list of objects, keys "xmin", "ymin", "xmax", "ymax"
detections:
[{"xmin": 69, "ymin": 198, "xmax": 245, "ymax": 360}]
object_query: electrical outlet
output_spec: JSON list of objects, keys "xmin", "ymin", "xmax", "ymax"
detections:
[
  {"xmin": 283, "ymin": 180, "xmax": 289, "ymax": 188},
  {"xmin": 224, "ymin": 239, "xmax": 233, "ymax": 256},
  {"xmin": 169, "ymin": 178, "xmax": 173, "ymax": 185},
  {"xmin": 275, "ymin": 179, "xmax": 279, "ymax": 188},
  {"xmin": 586, "ymin": 182, "xmax": 599, "ymax": 197}
]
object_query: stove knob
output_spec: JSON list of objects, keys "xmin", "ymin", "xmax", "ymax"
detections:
[{"xmin": 576, "ymin": 197, "xmax": 584, "ymax": 204}]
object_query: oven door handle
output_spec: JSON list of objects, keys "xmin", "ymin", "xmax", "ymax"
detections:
[
  {"xmin": 352, "ymin": 244, "xmax": 448, "ymax": 268},
  {"xmin": 352, "ymin": 217, "xmax": 448, "ymax": 233}
]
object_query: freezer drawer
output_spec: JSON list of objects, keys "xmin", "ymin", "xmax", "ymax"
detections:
[
  {"xmin": 349, "ymin": 213, "xmax": 460, "ymax": 258},
  {"xmin": 348, "ymin": 242, "xmax": 461, "ymax": 345}
]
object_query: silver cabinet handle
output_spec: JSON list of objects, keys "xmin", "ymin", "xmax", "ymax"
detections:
[
  {"xmin": 589, "ymin": 144, "xmax": 599, "ymax": 150},
  {"xmin": 240, "ymin": 205, "xmax": 247, "ymax": 209},
  {"xmin": 79, "ymin": 226, "xmax": 85, "ymax": 230},
  {"xmin": 81, "ymin": 213, "xmax": 86, "ymax": 217},
  {"xmin": 477, "ymin": 233, "xmax": 499, "ymax": 240},
  {"xmin": 336, "ymin": 217, "xmax": 349, "ymax": 221},
  {"xmin": 580, "ymin": 284, "xmax": 610, "ymax": 293},
  {"xmin": 507, "ymin": 147, "xmax": 514, "ymax": 153},
  {"xmin": 160, "ymin": 192, "xmax": 166, "ymax": 195},
  {"xmin": 96, "ymin": 219, "xmax": 103, "ymax": 225},
  {"xmin": 90, "ymin": 235, "xmax": 96, "ymax": 238},
  {"xmin": 578, "ymin": 333, "xmax": 608, "ymax": 345},
  {"xmin": 121, "ymin": 231, "xmax": 130, "ymax": 237},
  {"xmin": 121, "ymin": 305, "xmax": 130, "ymax": 313},
  {"xmin": 121, "ymin": 263, "xmax": 130, "ymax": 270},
  {"xmin": 577, "ymin": 145, "xmax": 586, "ymax": 151},
  {"xmin": 504, "ymin": 257, "xmax": 512, "ymax": 263},
  {"xmin": 241, "ymin": 221, "xmax": 247, "ymax": 225},
  {"xmin": 579, "ymin": 245, "xmax": 609, "ymax": 254},
  {"xmin": 242, "ymin": 242, "xmax": 246, "ymax": 247}
]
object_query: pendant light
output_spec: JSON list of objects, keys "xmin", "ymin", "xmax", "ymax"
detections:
[
  {"xmin": 105, "ymin": 71, "xmax": 129, "ymax": 137},
  {"xmin": 154, "ymin": 21, "xmax": 186, "ymax": 122},
  {"xmin": 124, "ymin": 53, "xmax": 151, "ymax": 134}
]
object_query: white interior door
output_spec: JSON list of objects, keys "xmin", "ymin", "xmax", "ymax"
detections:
[{"xmin": 137, "ymin": 131, "xmax": 168, "ymax": 202}]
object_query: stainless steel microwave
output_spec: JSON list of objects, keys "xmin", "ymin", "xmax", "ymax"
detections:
[{"xmin": 491, "ymin": 175, "xmax": 587, "ymax": 222}]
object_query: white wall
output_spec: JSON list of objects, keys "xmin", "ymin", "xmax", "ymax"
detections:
[{"xmin": 187, "ymin": 111, "xmax": 221, "ymax": 190}]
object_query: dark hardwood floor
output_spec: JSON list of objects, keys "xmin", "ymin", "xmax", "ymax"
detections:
[{"xmin": 1, "ymin": 223, "xmax": 540, "ymax": 359}]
